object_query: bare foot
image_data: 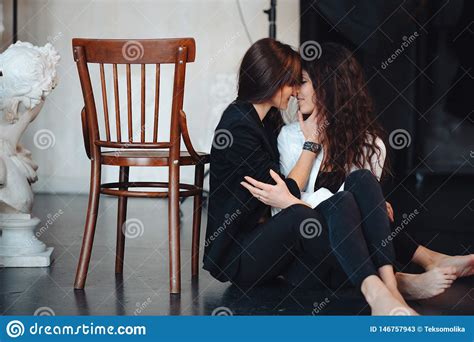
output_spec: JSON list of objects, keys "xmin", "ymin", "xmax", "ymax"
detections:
[
  {"xmin": 429, "ymin": 254, "xmax": 474, "ymax": 278},
  {"xmin": 378, "ymin": 265, "xmax": 410, "ymax": 307},
  {"xmin": 372, "ymin": 285, "xmax": 418, "ymax": 316},
  {"xmin": 397, "ymin": 267, "xmax": 457, "ymax": 299},
  {"xmin": 363, "ymin": 276, "xmax": 418, "ymax": 316},
  {"xmin": 381, "ymin": 279, "xmax": 411, "ymax": 307}
]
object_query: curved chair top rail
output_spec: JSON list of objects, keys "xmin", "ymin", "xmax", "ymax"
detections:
[{"xmin": 72, "ymin": 37, "xmax": 196, "ymax": 64}]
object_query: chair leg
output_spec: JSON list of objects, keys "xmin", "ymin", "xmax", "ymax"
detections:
[
  {"xmin": 74, "ymin": 160, "xmax": 101, "ymax": 289},
  {"xmin": 115, "ymin": 166, "xmax": 129, "ymax": 274},
  {"xmin": 191, "ymin": 164, "xmax": 204, "ymax": 278},
  {"xmin": 168, "ymin": 163, "xmax": 181, "ymax": 294}
]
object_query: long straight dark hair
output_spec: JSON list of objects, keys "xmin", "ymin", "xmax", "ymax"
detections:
[{"xmin": 237, "ymin": 38, "xmax": 301, "ymax": 133}]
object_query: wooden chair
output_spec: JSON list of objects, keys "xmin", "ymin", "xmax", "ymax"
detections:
[{"xmin": 72, "ymin": 38, "xmax": 209, "ymax": 294}]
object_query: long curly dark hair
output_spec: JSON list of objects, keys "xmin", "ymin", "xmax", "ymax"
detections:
[{"xmin": 302, "ymin": 42, "xmax": 389, "ymax": 180}]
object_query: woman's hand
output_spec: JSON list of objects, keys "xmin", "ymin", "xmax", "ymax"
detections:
[
  {"xmin": 298, "ymin": 109, "xmax": 320, "ymax": 143},
  {"xmin": 240, "ymin": 169, "xmax": 299, "ymax": 209},
  {"xmin": 386, "ymin": 201, "xmax": 394, "ymax": 223}
]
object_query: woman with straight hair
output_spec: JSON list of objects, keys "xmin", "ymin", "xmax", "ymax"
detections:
[{"xmin": 204, "ymin": 38, "xmax": 419, "ymax": 315}]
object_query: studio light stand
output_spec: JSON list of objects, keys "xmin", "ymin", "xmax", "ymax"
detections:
[{"xmin": 264, "ymin": 0, "xmax": 277, "ymax": 39}]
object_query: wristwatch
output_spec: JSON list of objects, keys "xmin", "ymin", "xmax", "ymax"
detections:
[{"xmin": 303, "ymin": 141, "xmax": 322, "ymax": 154}]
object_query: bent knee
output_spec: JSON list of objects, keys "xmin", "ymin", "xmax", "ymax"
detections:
[
  {"xmin": 282, "ymin": 204, "xmax": 323, "ymax": 229},
  {"xmin": 346, "ymin": 169, "xmax": 379, "ymax": 187},
  {"xmin": 320, "ymin": 191, "xmax": 357, "ymax": 213},
  {"xmin": 347, "ymin": 169, "xmax": 373, "ymax": 180},
  {"xmin": 332, "ymin": 191, "xmax": 356, "ymax": 205},
  {"xmin": 285, "ymin": 203, "xmax": 317, "ymax": 220}
]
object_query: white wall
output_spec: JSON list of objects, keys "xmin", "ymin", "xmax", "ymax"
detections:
[{"xmin": 12, "ymin": 0, "xmax": 300, "ymax": 193}]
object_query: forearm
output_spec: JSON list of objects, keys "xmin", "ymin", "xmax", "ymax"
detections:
[{"xmin": 287, "ymin": 150, "xmax": 317, "ymax": 190}]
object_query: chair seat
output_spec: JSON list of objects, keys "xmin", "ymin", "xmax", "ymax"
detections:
[{"xmin": 101, "ymin": 150, "xmax": 210, "ymax": 166}]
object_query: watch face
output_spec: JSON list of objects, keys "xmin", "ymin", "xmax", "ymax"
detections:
[{"xmin": 304, "ymin": 141, "xmax": 321, "ymax": 153}]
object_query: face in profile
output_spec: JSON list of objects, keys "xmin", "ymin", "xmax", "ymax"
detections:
[
  {"xmin": 296, "ymin": 70, "xmax": 316, "ymax": 115},
  {"xmin": 270, "ymin": 84, "xmax": 296, "ymax": 110}
]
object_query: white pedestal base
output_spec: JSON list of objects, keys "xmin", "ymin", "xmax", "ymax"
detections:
[
  {"xmin": 0, "ymin": 247, "xmax": 54, "ymax": 267},
  {"xmin": 0, "ymin": 214, "xmax": 54, "ymax": 267}
]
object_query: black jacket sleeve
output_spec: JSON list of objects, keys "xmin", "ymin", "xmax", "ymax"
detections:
[{"xmin": 224, "ymin": 120, "xmax": 301, "ymax": 200}]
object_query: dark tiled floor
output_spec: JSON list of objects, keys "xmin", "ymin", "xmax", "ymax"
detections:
[{"xmin": 1, "ymin": 174, "xmax": 473, "ymax": 316}]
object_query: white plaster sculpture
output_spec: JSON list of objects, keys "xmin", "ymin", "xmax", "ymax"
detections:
[{"xmin": 0, "ymin": 41, "xmax": 60, "ymax": 267}]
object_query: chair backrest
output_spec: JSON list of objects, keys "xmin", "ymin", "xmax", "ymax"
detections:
[{"xmin": 72, "ymin": 38, "xmax": 195, "ymax": 158}]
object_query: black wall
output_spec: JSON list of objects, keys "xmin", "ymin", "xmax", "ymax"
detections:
[{"xmin": 300, "ymin": 0, "xmax": 474, "ymax": 180}]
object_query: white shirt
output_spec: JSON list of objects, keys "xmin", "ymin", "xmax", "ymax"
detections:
[{"xmin": 272, "ymin": 122, "xmax": 386, "ymax": 215}]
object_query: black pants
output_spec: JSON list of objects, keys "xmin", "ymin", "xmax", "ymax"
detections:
[
  {"xmin": 231, "ymin": 169, "xmax": 419, "ymax": 290},
  {"xmin": 392, "ymin": 229, "xmax": 420, "ymax": 268}
]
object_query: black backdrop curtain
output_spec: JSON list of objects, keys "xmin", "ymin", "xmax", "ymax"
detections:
[{"xmin": 300, "ymin": 0, "xmax": 474, "ymax": 179}]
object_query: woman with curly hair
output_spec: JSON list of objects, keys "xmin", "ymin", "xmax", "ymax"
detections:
[{"xmin": 289, "ymin": 42, "xmax": 474, "ymax": 298}]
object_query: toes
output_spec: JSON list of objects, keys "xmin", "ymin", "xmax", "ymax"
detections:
[
  {"xmin": 436, "ymin": 267, "xmax": 449, "ymax": 274},
  {"xmin": 442, "ymin": 266, "xmax": 457, "ymax": 275}
]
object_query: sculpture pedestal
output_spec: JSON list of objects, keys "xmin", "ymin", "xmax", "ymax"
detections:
[{"xmin": 0, "ymin": 214, "xmax": 54, "ymax": 267}]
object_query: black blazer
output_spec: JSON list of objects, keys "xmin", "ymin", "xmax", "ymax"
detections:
[{"xmin": 203, "ymin": 99, "xmax": 301, "ymax": 282}]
